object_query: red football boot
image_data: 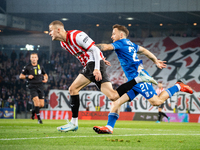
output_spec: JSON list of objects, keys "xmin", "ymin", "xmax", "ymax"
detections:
[
  {"xmin": 176, "ymin": 81, "xmax": 193, "ymax": 94},
  {"xmin": 93, "ymin": 126, "xmax": 113, "ymax": 134}
]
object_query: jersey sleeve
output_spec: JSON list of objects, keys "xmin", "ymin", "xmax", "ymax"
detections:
[
  {"xmin": 133, "ymin": 43, "xmax": 139, "ymax": 53},
  {"xmin": 76, "ymin": 32, "xmax": 95, "ymax": 50},
  {"xmin": 41, "ymin": 66, "xmax": 46, "ymax": 75},
  {"xmin": 111, "ymin": 41, "xmax": 122, "ymax": 51},
  {"xmin": 21, "ymin": 65, "xmax": 28, "ymax": 75}
]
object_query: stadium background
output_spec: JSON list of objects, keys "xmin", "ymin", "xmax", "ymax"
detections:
[{"xmin": 0, "ymin": 0, "xmax": 200, "ymax": 122}]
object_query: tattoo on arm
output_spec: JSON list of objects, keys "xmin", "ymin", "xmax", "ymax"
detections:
[{"xmin": 96, "ymin": 44, "xmax": 104, "ymax": 51}]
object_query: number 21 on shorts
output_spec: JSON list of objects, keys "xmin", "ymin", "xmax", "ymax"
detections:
[{"xmin": 140, "ymin": 82, "xmax": 150, "ymax": 97}]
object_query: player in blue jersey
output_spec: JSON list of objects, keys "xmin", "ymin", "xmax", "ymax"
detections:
[{"xmin": 93, "ymin": 24, "xmax": 194, "ymax": 134}]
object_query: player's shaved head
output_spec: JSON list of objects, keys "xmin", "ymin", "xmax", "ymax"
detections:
[
  {"xmin": 49, "ymin": 20, "xmax": 67, "ymax": 41},
  {"xmin": 49, "ymin": 20, "xmax": 64, "ymax": 28},
  {"xmin": 113, "ymin": 24, "xmax": 129, "ymax": 37}
]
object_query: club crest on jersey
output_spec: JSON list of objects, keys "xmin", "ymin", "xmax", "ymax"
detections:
[{"xmin": 38, "ymin": 69, "xmax": 41, "ymax": 74}]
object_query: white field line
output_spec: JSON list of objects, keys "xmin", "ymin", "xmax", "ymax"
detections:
[{"xmin": 1, "ymin": 134, "xmax": 200, "ymax": 141}]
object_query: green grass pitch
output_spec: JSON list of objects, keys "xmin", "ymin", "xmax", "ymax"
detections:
[{"xmin": 0, "ymin": 119, "xmax": 200, "ymax": 150}]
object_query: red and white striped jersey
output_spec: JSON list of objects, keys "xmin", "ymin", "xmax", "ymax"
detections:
[{"xmin": 60, "ymin": 30, "xmax": 103, "ymax": 67}]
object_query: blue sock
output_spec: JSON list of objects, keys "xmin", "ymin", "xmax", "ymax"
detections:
[
  {"xmin": 106, "ymin": 113, "xmax": 119, "ymax": 128},
  {"xmin": 166, "ymin": 85, "xmax": 179, "ymax": 98}
]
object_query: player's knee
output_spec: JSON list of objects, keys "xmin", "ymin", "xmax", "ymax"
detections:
[
  {"xmin": 68, "ymin": 86, "xmax": 77, "ymax": 95},
  {"xmin": 107, "ymin": 92, "xmax": 119, "ymax": 101},
  {"xmin": 111, "ymin": 101, "xmax": 120, "ymax": 110},
  {"xmin": 33, "ymin": 96, "xmax": 39, "ymax": 101},
  {"xmin": 150, "ymin": 101, "xmax": 160, "ymax": 106},
  {"xmin": 40, "ymin": 103, "xmax": 44, "ymax": 108},
  {"xmin": 107, "ymin": 95, "xmax": 116, "ymax": 101}
]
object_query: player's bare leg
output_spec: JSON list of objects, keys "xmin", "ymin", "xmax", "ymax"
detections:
[
  {"xmin": 69, "ymin": 74, "xmax": 91, "ymax": 95},
  {"xmin": 39, "ymin": 99, "xmax": 44, "ymax": 108},
  {"xmin": 148, "ymin": 92, "xmax": 169, "ymax": 106},
  {"xmin": 94, "ymin": 81, "xmax": 194, "ymax": 134},
  {"xmin": 100, "ymin": 82, "xmax": 119, "ymax": 101},
  {"xmin": 148, "ymin": 81, "xmax": 193, "ymax": 106},
  {"xmin": 58, "ymin": 74, "xmax": 91, "ymax": 132}
]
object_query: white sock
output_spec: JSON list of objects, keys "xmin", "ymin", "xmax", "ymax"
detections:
[
  {"xmin": 175, "ymin": 84, "xmax": 181, "ymax": 91},
  {"xmin": 135, "ymin": 70, "xmax": 142, "ymax": 83},
  {"xmin": 105, "ymin": 125, "xmax": 113, "ymax": 131},
  {"xmin": 135, "ymin": 76, "xmax": 142, "ymax": 83},
  {"xmin": 71, "ymin": 117, "xmax": 78, "ymax": 126}
]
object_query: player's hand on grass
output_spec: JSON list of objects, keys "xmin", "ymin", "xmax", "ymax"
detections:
[
  {"xmin": 155, "ymin": 60, "xmax": 167, "ymax": 69},
  {"xmin": 93, "ymin": 69, "xmax": 102, "ymax": 81}
]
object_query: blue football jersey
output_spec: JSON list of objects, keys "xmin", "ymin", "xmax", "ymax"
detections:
[{"xmin": 111, "ymin": 39, "xmax": 143, "ymax": 81}]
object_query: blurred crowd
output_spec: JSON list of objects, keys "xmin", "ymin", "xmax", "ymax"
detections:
[{"xmin": 0, "ymin": 49, "xmax": 113, "ymax": 113}]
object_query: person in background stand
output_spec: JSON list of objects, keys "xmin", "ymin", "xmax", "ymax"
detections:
[
  {"xmin": 156, "ymin": 82, "xmax": 171, "ymax": 123},
  {"xmin": 19, "ymin": 53, "xmax": 48, "ymax": 124}
]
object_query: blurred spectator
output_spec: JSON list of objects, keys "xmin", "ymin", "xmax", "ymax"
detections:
[
  {"xmin": 3, "ymin": 53, "xmax": 8, "ymax": 61},
  {"xmin": 86, "ymin": 106, "xmax": 89, "ymax": 111},
  {"xmin": 175, "ymin": 32, "xmax": 181, "ymax": 37},
  {"xmin": 125, "ymin": 103, "xmax": 132, "ymax": 112},
  {"xmin": 44, "ymin": 96, "xmax": 49, "ymax": 108},
  {"xmin": 5, "ymin": 96, "xmax": 14, "ymax": 108},
  {"xmin": 0, "ymin": 98, "xmax": 2, "ymax": 108},
  {"xmin": 19, "ymin": 51, "xmax": 23, "ymax": 59},
  {"xmin": 11, "ymin": 50, "xmax": 17, "ymax": 64},
  {"xmin": 0, "ymin": 51, "xmax": 3, "ymax": 63},
  {"xmin": 27, "ymin": 98, "xmax": 33, "ymax": 111}
]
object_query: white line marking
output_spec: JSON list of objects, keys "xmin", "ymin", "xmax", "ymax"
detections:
[{"xmin": 1, "ymin": 134, "xmax": 200, "ymax": 141}]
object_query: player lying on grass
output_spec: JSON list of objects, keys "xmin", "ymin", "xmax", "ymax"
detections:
[
  {"xmin": 93, "ymin": 24, "xmax": 194, "ymax": 134},
  {"xmin": 49, "ymin": 21, "xmax": 157, "ymax": 132}
]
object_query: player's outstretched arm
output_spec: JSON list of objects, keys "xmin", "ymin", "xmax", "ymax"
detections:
[
  {"xmin": 96, "ymin": 44, "xmax": 114, "ymax": 51},
  {"xmin": 138, "ymin": 46, "xmax": 167, "ymax": 69}
]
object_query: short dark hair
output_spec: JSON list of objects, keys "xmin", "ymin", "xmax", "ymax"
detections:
[
  {"xmin": 30, "ymin": 53, "xmax": 38, "ymax": 56},
  {"xmin": 49, "ymin": 20, "xmax": 64, "ymax": 27},
  {"xmin": 113, "ymin": 24, "xmax": 129, "ymax": 37}
]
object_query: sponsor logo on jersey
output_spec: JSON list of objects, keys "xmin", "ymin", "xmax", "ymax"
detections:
[{"xmin": 83, "ymin": 36, "xmax": 89, "ymax": 43}]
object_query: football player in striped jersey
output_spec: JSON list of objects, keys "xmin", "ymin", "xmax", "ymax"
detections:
[{"xmin": 49, "ymin": 21, "xmax": 157, "ymax": 132}]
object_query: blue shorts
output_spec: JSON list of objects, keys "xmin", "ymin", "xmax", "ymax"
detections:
[{"xmin": 127, "ymin": 70, "xmax": 157, "ymax": 101}]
